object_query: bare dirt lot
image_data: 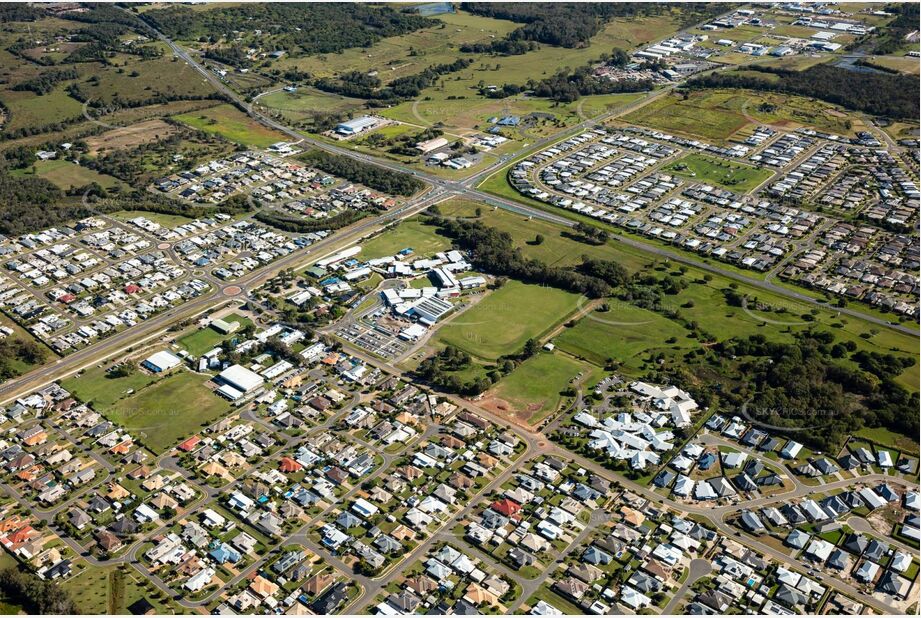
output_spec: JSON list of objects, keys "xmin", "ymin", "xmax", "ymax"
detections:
[{"xmin": 85, "ymin": 118, "xmax": 178, "ymax": 155}]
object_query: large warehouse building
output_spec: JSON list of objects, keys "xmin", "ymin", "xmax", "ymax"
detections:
[
  {"xmin": 142, "ymin": 350, "xmax": 182, "ymax": 373},
  {"xmin": 335, "ymin": 116, "xmax": 377, "ymax": 136},
  {"xmin": 215, "ymin": 364, "xmax": 265, "ymax": 400}
]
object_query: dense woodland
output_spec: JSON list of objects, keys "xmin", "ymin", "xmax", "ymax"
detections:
[
  {"xmin": 715, "ymin": 332, "xmax": 918, "ymax": 452},
  {"xmin": 687, "ymin": 64, "xmax": 919, "ymax": 120},
  {"xmin": 142, "ymin": 4, "xmax": 432, "ymax": 56},
  {"xmin": 300, "ymin": 150, "xmax": 423, "ymax": 196}
]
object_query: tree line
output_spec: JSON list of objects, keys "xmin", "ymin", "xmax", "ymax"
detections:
[
  {"xmin": 529, "ymin": 65, "xmax": 654, "ymax": 102},
  {"xmin": 300, "ymin": 150, "xmax": 424, "ymax": 196},
  {"xmin": 425, "ymin": 216, "xmax": 629, "ymax": 298},
  {"xmin": 686, "ymin": 64, "xmax": 919, "ymax": 121},
  {"xmin": 254, "ymin": 208, "xmax": 370, "ymax": 234},
  {"xmin": 461, "ymin": 3, "xmax": 729, "ymax": 48},
  {"xmin": 12, "ymin": 68, "xmax": 78, "ymax": 95},
  {"xmin": 314, "ymin": 58, "xmax": 472, "ymax": 102},
  {"xmin": 0, "ymin": 567, "xmax": 78, "ymax": 614}
]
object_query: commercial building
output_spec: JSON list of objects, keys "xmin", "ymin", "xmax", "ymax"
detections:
[
  {"xmin": 335, "ymin": 116, "xmax": 378, "ymax": 136},
  {"xmin": 142, "ymin": 350, "xmax": 182, "ymax": 373},
  {"xmin": 215, "ymin": 364, "xmax": 264, "ymax": 400},
  {"xmin": 408, "ymin": 296, "xmax": 453, "ymax": 324},
  {"xmin": 211, "ymin": 318, "xmax": 240, "ymax": 335},
  {"xmin": 416, "ymin": 136, "xmax": 449, "ymax": 154}
]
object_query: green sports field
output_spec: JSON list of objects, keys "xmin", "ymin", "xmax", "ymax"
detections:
[
  {"xmin": 555, "ymin": 304, "xmax": 694, "ymax": 371},
  {"xmin": 435, "ymin": 280, "xmax": 581, "ymax": 360},
  {"xmin": 486, "ymin": 352, "xmax": 601, "ymax": 425},
  {"xmin": 104, "ymin": 371, "xmax": 232, "ymax": 454},
  {"xmin": 358, "ymin": 219, "xmax": 451, "ymax": 259}
]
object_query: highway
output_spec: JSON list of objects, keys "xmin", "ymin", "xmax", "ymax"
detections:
[
  {"xmin": 0, "ymin": 189, "xmax": 450, "ymax": 405},
  {"xmin": 141, "ymin": 15, "xmax": 918, "ymax": 337}
]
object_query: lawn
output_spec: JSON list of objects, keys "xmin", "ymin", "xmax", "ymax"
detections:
[
  {"xmin": 11, "ymin": 159, "xmax": 123, "ymax": 191},
  {"xmin": 664, "ymin": 153, "xmax": 773, "ymax": 193},
  {"xmin": 173, "ymin": 103, "xmax": 290, "ymax": 147},
  {"xmin": 105, "ymin": 370, "xmax": 233, "ymax": 453},
  {"xmin": 110, "ymin": 209, "xmax": 195, "ymax": 227},
  {"xmin": 487, "ymin": 352, "xmax": 594, "ymax": 425},
  {"xmin": 63, "ymin": 565, "xmax": 180, "ymax": 614},
  {"xmin": 358, "ymin": 218, "xmax": 451, "ymax": 259},
  {"xmin": 555, "ymin": 304, "xmax": 693, "ymax": 372},
  {"xmin": 435, "ymin": 280, "xmax": 581, "ymax": 360},
  {"xmin": 176, "ymin": 312, "xmax": 252, "ymax": 356}
]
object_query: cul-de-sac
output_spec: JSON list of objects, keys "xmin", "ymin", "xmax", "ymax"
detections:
[{"xmin": 0, "ymin": 1, "xmax": 916, "ymax": 615}]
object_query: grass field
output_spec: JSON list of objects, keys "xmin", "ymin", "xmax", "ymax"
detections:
[
  {"xmin": 486, "ymin": 351, "xmax": 594, "ymax": 424},
  {"xmin": 76, "ymin": 45, "xmax": 216, "ymax": 105},
  {"xmin": 105, "ymin": 370, "xmax": 232, "ymax": 453},
  {"xmin": 435, "ymin": 280, "xmax": 581, "ymax": 360},
  {"xmin": 256, "ymin": 88, "xmax": 367, "ymax": 123},
  {"xmin": 274, "ymin": 10, "xmax": 519, "ymax": 84},
  {"xmin": 11, "ymin": 159, "xmax": 123, "ymax": 190},
  {"xmin": 862, "ymin": 55, "xmax": 921, "ymax": 75},
  {"xmin": 449, "ymin": 196, "xmax": 919, "ymax": 390},
  {"xmin": 555, "ymin": 304, "xmax": 693, "ymax": 372},
  {"xmin": 0, "ymin": 86, "xmax": 84, "ymax": 133},
  {"xmin": 373, "ymin": 12, "xmax": 680, "ymax": 134},
  {"xmin": 177, "ymin": 312, "xmax": 252, "ymax": 356},
  {"xmin": 438, "ymin": 198, "xmax": 654, "ymax": 271},
  {"xmin": 173, "ymin": 103, "xmax": 290, "ymax": 147},
  {"xmin": 358, "ymin": 219, "xmax": 451, "ymax": 259},
  {"xmin": 62, "ymin": 364, "xmax": 159, "ymax": 410},
  {"xmin": 664, "ymin": 153, "xmax": 773, "ymax": 193},
  {"xmin": 622, "ymin": 88, "xmax": 866, "ymax": 141},
  {"xmin": 852, "ymin": 426, "xmax": 920, "ymax": 457},
  {"xmin": 623, "ymin": 90, "xmax": 752, "ymax": 142}
]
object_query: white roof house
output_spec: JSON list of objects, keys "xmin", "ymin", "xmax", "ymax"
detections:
[{"xmin": 780, "ymin": 440, "xmax": 802, "ymax": 459}]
